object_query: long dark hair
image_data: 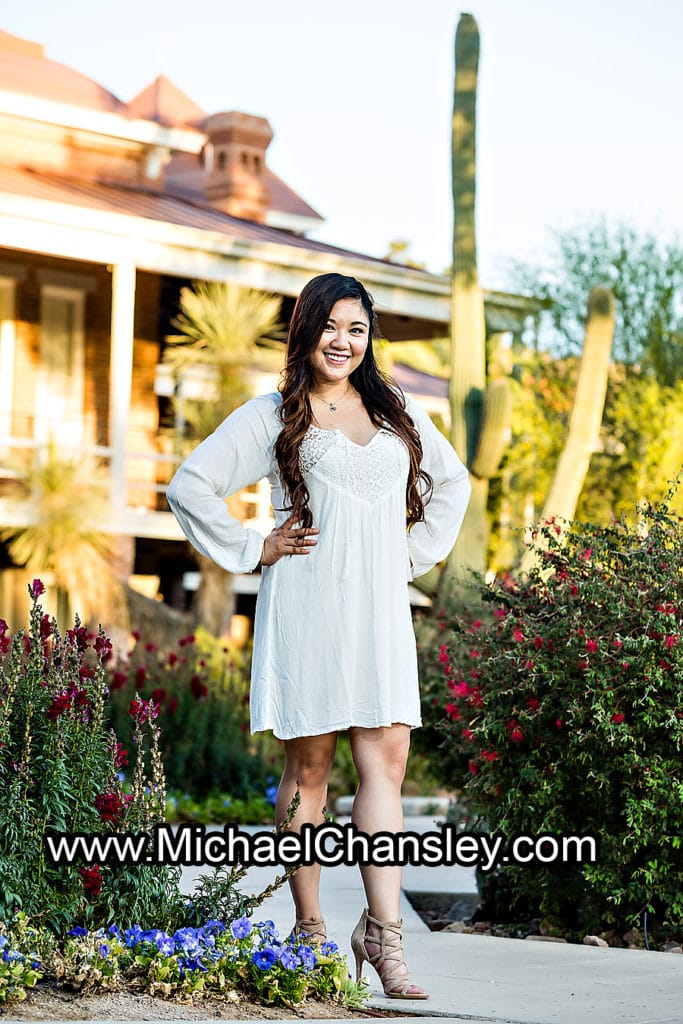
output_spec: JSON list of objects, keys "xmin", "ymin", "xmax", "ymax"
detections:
[{"xmin": 274, "ymin": 273, "xmax": 433, "ymax": 529}]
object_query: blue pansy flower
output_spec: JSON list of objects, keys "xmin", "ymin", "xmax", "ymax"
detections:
[
  {"xmin": 230, "ymin": 916, "xmax": 252, "ymax": 939},
  {"xmin": 124, "ymin": 925, "xmax": 143, "ymax": 947},
  {"xmin": 321, "ymin": 940, "xmax": 339, "ymax": 955},
  {"xmin": 67, "ymin": 926, "xmax": 88, "ymax": 938},
  {"xmin": 264, "ymin": 784, "xmax": 278, "ymax": 805},
  {"xmin": 278, "ymin": 948, "xmax": 301, "ymax": 970},
  {"xmin": 252, "ymin": 947, "xmax": 277, "ymax": 971},
  {"xmin": 0, "ymin": 936, "xmax": 8, "ymax": 950},
  {"xmin": 297, "ymin": 945, "xmax": 317, "ymax": 971},
  {"xmin": 98, "ymin": 943, "xmax": 110, "ymax": 959},
  {"xmin": 203, "ymin": 919, "xmax": 225, "ymax": 934},
  {"xmin": 174, "ymin": 927, "xmax": 201, "ymax": 956},
  {"xmin": 108, "ymin": 924, "xmax": 122, "ymax": 939},
  {"xmin": 156, "ymin": 934, "xmax": 175, "ymax": 957},
  {"xmin": 256, "ymin": 919, "xmax": 278, "ymax": 940}
]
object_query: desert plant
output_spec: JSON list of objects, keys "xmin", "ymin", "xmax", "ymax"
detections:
[
  {"xmin": 445, "ymin": 13, "xmax": 513, "ymax": 586},
  {"xmin": 432, "ymin": 491, "xmax": 683, "ymax": 939}
]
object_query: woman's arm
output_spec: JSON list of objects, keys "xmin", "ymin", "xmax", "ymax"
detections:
[
  {"xmin": 404, "ymin": 395, "xmax": 472, "ymax": 580},
  {"xmin": 167, "ymin": 396, "xmax": 277, "ymax": 574}
]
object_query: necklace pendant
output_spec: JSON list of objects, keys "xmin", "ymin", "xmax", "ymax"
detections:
[{"xmin": 329, "ymin": 403, "xmax": 337, "ymax": 412}]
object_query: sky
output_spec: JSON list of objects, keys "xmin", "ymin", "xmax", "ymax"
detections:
[{"xmin": 2, "ymin": 0, "xmax": 683, "ymax": 285}]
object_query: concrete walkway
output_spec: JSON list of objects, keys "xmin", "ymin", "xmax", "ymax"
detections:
[{"xmin": 179, "ymin": 814, "xmax": 683, "ymax": 1024}]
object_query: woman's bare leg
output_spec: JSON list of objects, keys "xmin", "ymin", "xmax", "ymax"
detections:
[
  {"xmin": 275, "ymin": 732, "xmax": 337, "ymax": 922},
  {"xmin": 349, "ymin": 724, "xmax": 424, "ymax": 995}
]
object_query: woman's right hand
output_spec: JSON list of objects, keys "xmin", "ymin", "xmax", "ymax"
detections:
[{"xmin": 261, "ymin": 514, "xmax": 319, "ymax": 567}]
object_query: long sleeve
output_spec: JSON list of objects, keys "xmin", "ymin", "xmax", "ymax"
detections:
[
  {"xmin": 166, "ymin": 394, "xmax": 279, "ymax": 574},
  {"xmin": 405, "ymin": 395, "xmax": 472, "ymax": 579}
]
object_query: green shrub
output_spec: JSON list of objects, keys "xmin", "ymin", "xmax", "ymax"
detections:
[
  {"xmin": 0, "ymin": 583, "xmax": 182, "ymax": 932},
  {"xmin": 107, "ymin": 630, "xmax": 280, "ymax": 800},
  {"xmin": 434, "ymin": 496, "xmax": 683, "ymax": 939}
]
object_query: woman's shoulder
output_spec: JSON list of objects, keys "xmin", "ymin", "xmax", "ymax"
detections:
[{"xmin": 235, "ymin": 391, "xmax": 283, "ymax": 427}]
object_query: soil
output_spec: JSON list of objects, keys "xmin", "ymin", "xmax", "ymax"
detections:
[{"xmin": 3, "ymin": 985, "xmax": 398, "ymax": 1021}]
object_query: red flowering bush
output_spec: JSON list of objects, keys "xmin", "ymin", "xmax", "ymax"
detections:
[
  {"xmin": 426, "ymin": 495, "xmax": 683, "ymax": 940},
  {"xmin": 0, "ymin": 586, "xmax": 182, "ymax": 932},
  {"xmin": 107, "ymin": 630, "xmax": 275, "ymax": 800}
]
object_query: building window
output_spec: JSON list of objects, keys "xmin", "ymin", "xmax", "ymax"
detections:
[
  {"xmin": 36, "ymin": 286, "xmax": 85, "ymax": 449},
  {"xmin": 216, "ymin": 149, "xmax": 226, "ymax": 172},
  {"xmin": 0, "ymin": 278, "xmax": 16, "ymax": 453},
  {"xmin": 253, "ymin": 154, "xmax": 261, "ymax": 174}
]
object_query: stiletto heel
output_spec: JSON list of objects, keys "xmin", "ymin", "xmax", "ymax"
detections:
[
  {"xmin": 350, "ymin": 908, "xmax": 429, "ymax": 999},
  {"xmin": 291, "ymin": 915, "xmax": 327, "ymax": 942}
]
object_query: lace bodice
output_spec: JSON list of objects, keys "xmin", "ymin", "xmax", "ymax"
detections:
[{"xmin": 299, "ymin": 425, "xmax": 408, "ymax": 502}]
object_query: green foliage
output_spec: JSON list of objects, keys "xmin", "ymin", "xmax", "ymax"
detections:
[
  {"xmin": 107, "ymin": 629, "xmax": 279, "ymax": 799},
  {"xmin": 509, "ymin": 220, "xmax": 683, "ymax": 384},
  {"xmin": 0, "ymin": 584, "xmax": 182, "ymax": 932},
  {"xmin": 426, "ymin": 494, "xmax": 683, "ymax": 938},
  {"xmin": 4, "ymin": 915, "xmax": 364, "ymax": 1009}
]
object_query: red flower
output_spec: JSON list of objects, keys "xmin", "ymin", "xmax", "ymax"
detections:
[
  {"xmin": 167, "ymin": 651, "xmax": 179, "ymax": 667},
  {"xmin": 151, "ymin": 687, "xmax": 167, "ymax": 705},
  {"xmin": 509, "ymin": 727, "xmax": 524, "ymax": 743},
  {"xmin": 468, "ymin": 759, "xmax": 479, "ymax": 775},
  {"xmin": 512, "ymin": 628, "xmax": 524, "ymax": 642},
  {"xmin": 144, "ymin": 642, "xmax": 157, "ymax": 653},
  {"xmin": 586, "ymin": 639, "xmax": 599, "ymax": 653},
  {"xmin": 47, "ymin": 692, "xmax": 71, "ymax": 721},
  {"xmin": 190, "ymin": 675, "xmax": 208, "ymax": 700},
  {"xmin": 664, "ymin": 635, "xmax": 679, "ymax": 648},
  {"xmin": 114, "ymin": 741, "xmax": 128, "ymax": 768},
  {"xmin": 30, "ymin": 579, "xmax": 45, "ymax": 598},
  {"xmin": 167, "ymin": 697, "xmax": 179, "ymax": 716},
  {"xmin": 527, "ymin": 697, "xmax": 540, "ymax": 711},
  {"xmin": 178, "ymin": 634, "xmax": 196, "ymax": 647},
  {"xmin": 481, "ymin": 749, "xmax": 498, "ymax": 763},
  {"xmin": 79, "ymin": 864, "xmax": 102, "ymax": 898},
  {"xmin": 445, "ymin": 702, "xmax": 461, "ymax": 721},
  {"xmin": 577, "ymin": 659, "xmax": 589, "ymax": 671},
  {"xmin": 128, "ymin": 697, "xmax": 158, "ymax": 723},
  {"xmin": 533, "ymin": 636, "xmax": 544, "ymax": 650},
  {"xmin": 95, "ymin": 634, "xmax": 113, "ymax": 660},
  {"xmin": 555, "ymin": 718, "xmax": 563, "ymax": 729},
  {"xmin": 95, "ymin": 791, "xmax": 125, "ymax": 823},
  {"xmin": 438, "ymin": 644, "xmax": 449, "ymax": 664},
  {"xmin": 134, "ymin": 666, "xmax": 147, "ymax": 690},
  {"xmin": 131, "ymin": 629, "xmax": 142, "ymax": 641},
  {"xmin": 461, "ymin": 728, "xmax": 475, "ymax": 742},
  {"xmin": 110, "ymin": 670, "xmax": 128, "ymax": 691},
  {"xmin": 611, "ymin": 713, "xmax": 625, "ymax": 724}
]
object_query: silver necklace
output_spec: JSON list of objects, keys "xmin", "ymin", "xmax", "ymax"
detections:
[{"xmin": 311, "ymin": 383, "xmax": 352, "ymax": 412}]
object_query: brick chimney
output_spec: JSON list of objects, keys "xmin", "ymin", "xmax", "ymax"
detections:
[{"xmin": 203, "ymin": 112, "xmax": 272, "ymax": 222}]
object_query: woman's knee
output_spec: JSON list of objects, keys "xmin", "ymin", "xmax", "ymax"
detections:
[
  {"xmin": 350, "ymin": 725, "xmax": 411, "ymax": 788},
  {"xmin": 283, "ymin": 734, "xmax": 336, "ymax": 792}
]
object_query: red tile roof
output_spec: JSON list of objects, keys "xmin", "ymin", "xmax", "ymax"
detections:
[
  {"xmin": 0, "ymin": 29, "xmax": 127, "ymax": 114},
  {"xmin": 127, "ymin": 75, "xmax": 207, "ymax": 128},
  {"xmin": 0, "ymin": 164, "xmax": 397, "ymax": 267}
]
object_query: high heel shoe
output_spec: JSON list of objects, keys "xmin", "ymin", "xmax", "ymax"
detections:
[
  {"xmin": 350, "ymin": 908, "xmax": 429, "ymax": 999},
  {"xmin": 291, "ymin": 916, "xmax": 327, "ymax": 942}
]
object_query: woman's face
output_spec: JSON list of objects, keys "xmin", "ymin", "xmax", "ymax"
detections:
[{"xmin": 308, "ymin": 298, "xmax": 370, "ymax": 388}]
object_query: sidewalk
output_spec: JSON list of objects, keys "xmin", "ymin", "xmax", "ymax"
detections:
[{"xmin": 180, "ymin": 815, "xmax": 683, "ymax": 1024}]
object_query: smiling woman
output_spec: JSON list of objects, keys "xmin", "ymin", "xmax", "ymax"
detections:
[{"xmin": 167, "ymin": 271, "xmax": 471, "ymax": 1000}]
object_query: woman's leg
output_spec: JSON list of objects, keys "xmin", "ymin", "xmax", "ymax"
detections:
[
  {"xmin": 275, "ymin": 731, "xmax": 337, "ymax": 923},
  {"xmin": 349, "ymin": 724, "xmax": 425, "ymax": 996}
]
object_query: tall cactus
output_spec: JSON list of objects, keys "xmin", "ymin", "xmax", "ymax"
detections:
[
  {"xmin": 520, "ymin": 286, "xmax": 615, "ymax": 574},
  {"xmin": 442, "ymin": 13, "xmax": 512, "ymax": 589}
]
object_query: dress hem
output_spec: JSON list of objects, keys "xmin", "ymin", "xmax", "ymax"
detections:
[{"xmin": 251, "ymin": 717, "xmax": 422, "ymax": 741}]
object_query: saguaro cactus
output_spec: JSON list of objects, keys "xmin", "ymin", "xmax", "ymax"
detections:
[
  {"xmin": 520, "ymin": 286, "xmax": 615, "ymax": 574},
  {"xmin": 443, "ymin": 13, "xmax": 512, "ymax": 589}
]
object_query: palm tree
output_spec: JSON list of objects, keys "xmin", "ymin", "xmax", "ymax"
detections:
[
  {"xmin": 0, "ymin": 441, "xmax": 125, "ymax": 628},
  {"xmin": 165, "ymin": 280, "xmax": 284, "ymax": 635}
]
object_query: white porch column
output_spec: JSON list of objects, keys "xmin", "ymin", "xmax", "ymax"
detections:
[{"xmin": 109, "ymin": 259, "xmax": 136, "ymax": 515}]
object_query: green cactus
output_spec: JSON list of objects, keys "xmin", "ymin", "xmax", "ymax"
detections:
[
  {"xmin": 520, "ymin": 286, "xmax": 615, "ymax": 574},
  {"xmin": 441, "ymin": 13, "xmax": 513, "ymax": 588}
]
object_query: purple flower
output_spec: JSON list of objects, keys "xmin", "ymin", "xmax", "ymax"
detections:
[
  {"xmin": 173, "ymin": 927, "xmax": 201, "ymax": 956},
  {"xmin": 124, "ymin": 925, "xmax": 143, "ymax": 947},
  {"xmin": 67, "ymin": 926, "xmax": 88, "ymax": 938},
  {"xmin": 321, "ymin": 940, "xmax": 339, "ymax": 955},
  {"xmin": 98, "ymin": 943, "xmax": 110, "ymax": 958},
  {"xmin": 30, "ymin": 579, "xmax": 45, "ymax": 598},
  {"xmin": 297, "ymin": 944, "xmax": 317, "ymax": 971},
  {"xmin": 252, "ymin": 947, "xmax": 277, "ymax": 971},
  {"xmin": 108, "ymin": 924, "xmax": 121, "ymax": 939},
  {"xmin": 278, "ymin": 948, "xmax": 301, "ymax": 970},
  {"xmin": 157, "ymin": 934, "xmax": 175, "ymax": 957},
  {"xmin": 230, "ymin": 916, "xmax": 252, "ymax": 939}
]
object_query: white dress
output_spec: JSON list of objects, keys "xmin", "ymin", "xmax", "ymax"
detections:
[{"xmin": 167, "ymin": 391, "xmax": 471, "ymax": 740}]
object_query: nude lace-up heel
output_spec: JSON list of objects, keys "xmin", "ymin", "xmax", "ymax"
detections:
[
  {"xmin": 292, "ymin": 916, "xmax": 327, "ymax": 942},
  {"xmin": 350, "ymin": 909, "xmax": 429, "ymax": 999}
]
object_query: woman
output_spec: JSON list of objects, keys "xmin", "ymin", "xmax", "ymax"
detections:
[{"xmin": 167, "ymin": 272, "xmax": 471, "ymax": 999}]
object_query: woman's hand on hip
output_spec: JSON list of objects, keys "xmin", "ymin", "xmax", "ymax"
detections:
[{"xmin": 261, "ymin": 514, "xmax": 319, "ymax": 567}]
